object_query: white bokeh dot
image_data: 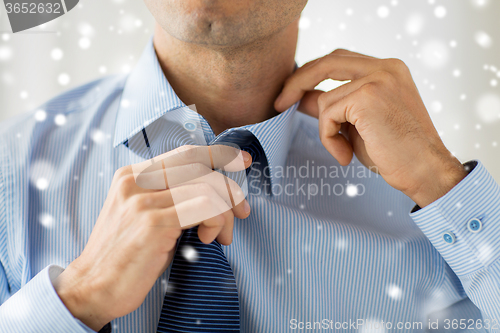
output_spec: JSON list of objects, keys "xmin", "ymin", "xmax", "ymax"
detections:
[
  {"xmin": 0, "ymin": 46, "xmax": 13, "ymax": 61},
  {"xmin": 346, "ymin": 184, "xmax": 358, "ymax": 197},
  {"xmin": 78, "ymin": 22, "xmax": 95, "ymax": 37},
  {"xmin": 434, "ymin": 6, "xmax": 447, "ymax": 18},
  {"xmin": 299, "ymin": 17, "xmax": 311, "ymax": 30},
  {"xmin": 377, "ymin": 6, "xmax": 390, "ymax": 18},
  {"xmin": 36, "ymin": 178, "xmax": 49, "ymax": 190},
  {"xmin": 79, "ymin": 37, "xmax": 91, "ymax": 49},
  {"xmin": 430, "ymin": 100, "xmax": 443, "ymax": 113},
  {"xmin": 405, "ymin": 13, "xmax": 424, "ymax": 35},
  {"xmin": 34, "ymin": 110, "xmax": 47, "ymax": 122},
  {"xmin": 58, "ymin": 73, "xmax": 70, "ymax": 86},
  {"xmin": 39, "ymin": 213, "xmax": 54, "ymax": 228},
  {"xmin": 475, "ymin": 31, "xmax": 493, "ymax": 48},
  {"xmin": 55, "ymin": 114, "xmax": 67, "ymax": 126},
  {"xmin": 471, "ymin": 0, "xmax": 490, "ymax": 7},
  {"xmin": 51, "ymin": 48, "xmax": 63, "ymax": 61},
  {"xmin": 420, "ymin": 40, "xmax": 449, "ymax": 69},
  {"xmin": 182, "ymin": 245, "xmax": 198, "ymax": 262},
  {"xmin": 91, "ymin": 129, "xmax": 105, "ymax": 144},
  {"xmin": 386, "ymin": 284, "xmax": 402, "ymax": 300}
]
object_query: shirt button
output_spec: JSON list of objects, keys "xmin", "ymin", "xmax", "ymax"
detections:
[
  {"xmin": 442, "ymin": 231, "xmax": 456, "ymax": 245},
  {"xmin": 467, "ymin": 218, "xmax": 482, "ymax": 233},
  {"xmin": 183, "ymin": 121, "xmax": 196, "ymax": 131}
]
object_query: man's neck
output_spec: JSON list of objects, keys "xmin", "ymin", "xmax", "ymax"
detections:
[{"xmin": 153, "ymin": 20, "xmax": 299, "ymax": 135}]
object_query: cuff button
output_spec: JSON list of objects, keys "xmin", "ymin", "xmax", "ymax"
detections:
[
  {"xmin": 467, "ymin": 218, "xmax": 482, "ymax": 233},
  {"xmin": 442, "ymin": 231, "xmax": 456, "ymax": 245}
]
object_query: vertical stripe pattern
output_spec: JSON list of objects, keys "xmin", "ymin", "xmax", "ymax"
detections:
[
  {"xmin": 157, "ymin": 227, "xmax": 240, "ymax": 332},
  {"xmin": 0, "ymin": 39, "xmax": 499, "ymax": 333}
]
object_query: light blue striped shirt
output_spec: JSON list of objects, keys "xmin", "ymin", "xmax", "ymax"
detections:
[{"xmin": 1, "ymin": 40, "xmax": 500, "ymax": 332}]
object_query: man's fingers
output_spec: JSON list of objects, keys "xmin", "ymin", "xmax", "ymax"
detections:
[
  {"xmin": 214, "ymin": 209, "xmax": 235, "ymax": 245},
  {"xmin": 132, "ymin": 145, "xmax": 252, "ymax": 179},
  {"xmin": 296, "ymin": 71, "xmax": 390, "ymax": 121},
  {"xmin": 318, "ymin": 117, "xmax": 353, "ymax": 166},
  {"xmin": 297, "ymin": 90, "xmax": 323, "ymax": 118},
  {"xmin": 200, "ymin": 209, "xmax": 235, "ymax": 245},
  {"xmin": 330, "ymin": 48, "xmax": 378, "ymax": 59},
  {"xmin": 168, "ymin": 189, "xmax": 231, "ymax": 229},
  {"xmin": 161, "ymin": 145, "xmax": 252, "ymax": 171},
  {"xmin": 168, "ymin": 183, "xmax": 249, "ymax": 226},
  {"xmin": 135, "ymin": 163, "xmax": 248, "ymax": 211},
  {"xmin": 179, "ymin": 169, "xmax": 248, "ymax": 212},
  {"xmin": 275, "ymin": 54, "xmax": 384, "ymax": 112},
  {"xmin": 135, "ymin": 163, "xmax": 214, "ymax": 190},
  {"xmin": 319, "ymin": 72, "xmax": 389, "ymax": 117}
]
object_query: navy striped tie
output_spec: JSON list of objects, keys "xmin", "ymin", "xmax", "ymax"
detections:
[{"xmin": 157, "ymin": 130, "xmax": 266, "ymax": 333}]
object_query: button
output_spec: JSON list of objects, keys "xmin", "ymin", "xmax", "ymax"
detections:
[
  {"xmin": 183, "ymin": 121, "xmax": 196, "ymax": 131},
  {"xmin": 442, "ymin": 231, "xmax": 456, "ymax": 245},
  {"xmin": 467, "ymin": 218, "xmax": 482, "ymax": 233}
]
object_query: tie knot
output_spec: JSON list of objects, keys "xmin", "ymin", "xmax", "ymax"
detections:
[
  {"xmin": 212, "ymin": 129, "xmax": 270, "ymax": 195},
  {"xmin": 213, "ymin": 129, "xmax": 264, "ymax": 166}
]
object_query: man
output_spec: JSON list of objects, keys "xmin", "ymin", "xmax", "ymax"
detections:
[{"xmin": 1, "ymin": 0, "xmax": 499, "ymax": 332}]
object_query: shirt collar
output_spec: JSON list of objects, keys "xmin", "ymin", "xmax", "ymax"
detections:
[{"xmin": 113, "ymin": 39, "xmax": 299, "ymax": 189}]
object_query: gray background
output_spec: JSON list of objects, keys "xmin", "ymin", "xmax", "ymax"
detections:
[{"xmin": 0, "ymin": 0, "xmax": 499, "ymax": 180}]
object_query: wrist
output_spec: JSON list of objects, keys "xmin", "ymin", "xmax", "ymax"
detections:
[
  {"xmin": 53, "ymin": 260, "xmax": 111, "ymax": 331},
  {"xmin": 405, "ymin": 153, "xmax": 468, "ymax": 208}
]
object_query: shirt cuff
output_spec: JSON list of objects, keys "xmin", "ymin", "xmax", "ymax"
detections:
[
  {"xmin": 0, "ymin": 265, "xmax": 96, "ymax": 333},
  {"xmin": 409, "ymin": 160, "xmax": 500, "ymax": 276}
]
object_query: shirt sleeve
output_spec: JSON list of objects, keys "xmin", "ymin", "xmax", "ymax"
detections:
[
  {"xmin": 0, "ymin": 264, "xmax": 97, "ymax": 333},
  {"xmin": 410, "ymin": 160, "xmax": 500, "ymax": 321}
]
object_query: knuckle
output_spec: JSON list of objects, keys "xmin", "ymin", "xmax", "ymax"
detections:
[
  {"xmin": 385, "ymin": 58, "xmax": 408, "ymax": 73},
  {"xmin": 374, "ymin": 70, "xmax": 393, "ymax": 81},
  {"xmin": 374, "ymin": 70, "xmax": 397, "ymax": 86},
  {"xmin": 359, "ymin": 82, "xmax": 378, "ymax": 97},
  {"xmin": 163, "ymin": 227, "xmax": 182, "ymax": 244},
  {"xmin": 113, "ymin": 166, "xmax": 130, "ymax": 180},
  {"xmin": 317, "ymin": 93, "xmax": 330, "ymax": 110},
  {"xmin": 197, "ymin": 195, "xmax": 213, "ymax": 210},
  {"xmin": 330, "ymin": 48, "xmax": 347, "ymax": 55},
  {"xmin": 115, "ymin": 174, "xmax": 136, "ymax": 196},
  {"xmin": 130, "ymin": 194, "xmax": 149, "ymax": 211}
]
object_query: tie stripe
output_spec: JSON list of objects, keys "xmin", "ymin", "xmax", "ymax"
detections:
[
  {"xmin": 157, "ymin": 227, "xmax": 240, "ymax": 332},
  {"xmin": 157, "ymin": 130, "xmax": 267, "ymax": 333}
]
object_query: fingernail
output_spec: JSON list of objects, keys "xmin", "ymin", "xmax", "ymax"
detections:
[
  {"xmin": 241, "ymin": 151, "xmax": 251, "ymax": 162},
  {"xmin": 244, "ymin": 200, "xmax": 251, "ymax": 214}
]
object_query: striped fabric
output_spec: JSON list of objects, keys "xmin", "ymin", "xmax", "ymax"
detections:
[
  {"xmin": 1, "ymin": 38, "xmax": 500, "ymax": 333},
  {"xmin": 156, "ymin": 129, "xmax": 266, "ymax": 332},
  {"xmin": 157, "ymin": 226, "xmax": 240, "ymax": 332}
]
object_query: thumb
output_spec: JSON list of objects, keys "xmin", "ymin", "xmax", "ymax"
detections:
[{"xmin": 297, "ymin": 90, "xmax": 323, "ymax": 119}]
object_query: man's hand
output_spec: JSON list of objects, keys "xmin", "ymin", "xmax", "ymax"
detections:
[
  {"xmin": 53, "ymin": 145, "xmax": 252, "ymax": 331},
  {"xmin": 275, "ymin": 49, "xmax": 468, "ymax": 208}
]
